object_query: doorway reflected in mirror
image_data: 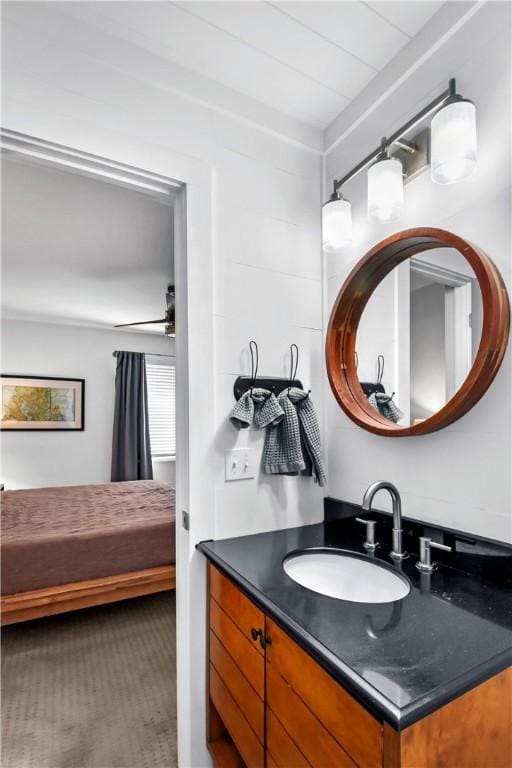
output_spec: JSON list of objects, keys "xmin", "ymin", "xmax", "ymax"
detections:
[{"xmin": 356, "ymin": 248, "xmax": 483, "ymax": 428}]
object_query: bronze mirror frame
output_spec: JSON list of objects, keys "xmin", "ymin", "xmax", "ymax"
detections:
[{"xmin": 326, "ymin": 228, "xmax": 510, "ymax": 436}]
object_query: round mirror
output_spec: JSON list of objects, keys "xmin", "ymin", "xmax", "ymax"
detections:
[{"xmin": 326, "ymin": 228, "xmax": 510, "ymax": 436}]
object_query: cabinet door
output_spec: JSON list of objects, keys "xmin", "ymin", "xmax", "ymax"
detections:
[
  {"xmin": 265, "ymin": 618, "xmax": 382, "ymax": 768},
  {"xmin": 208, "ymin": 565, "xmax": 265, "ymax": 768},
  {"xmin": 266, "ymin": 662, "xmax": 358, "ymax": 768},
  {"xmin": 266, "ymin": 705, "xmax": 311, "ymax": 768}
]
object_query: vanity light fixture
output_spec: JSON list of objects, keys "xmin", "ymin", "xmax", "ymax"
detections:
[
  {"xmin": 322, "ymin": 189, "xmax": 352, "ymax": 252},
  {"xmin": 430, "ymin": 79, "xmax": 477, "ymax": 184},
  {"xmin": 322, "ymin": 78, "xmax": 476, "ymax": 251},
  {"xmin": 367, "ymin": 138, "xmax": 404, "ymax": 223}
]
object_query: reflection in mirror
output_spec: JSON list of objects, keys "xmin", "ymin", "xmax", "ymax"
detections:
[{"xmin": 356, "ymin": 248, "xmax": 483, "ymax": 427}]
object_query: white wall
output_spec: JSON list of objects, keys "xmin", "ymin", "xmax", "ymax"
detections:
[
  {"xmin": 1, "ymin": 319, "xmax": 175, "ymax": 489},
  {"xmin": 1, "ymin": 5, "xmax": 323, "ymax": 766},
  {"xmin": 355, "ymin": 270, "xmax": 396, "ymax": 394},
  {"xmin": 324, "ymin": 2, "xmax": 511, "ymax": 542},
  {"xmin": 1, "ymin": 1, "xmax": 324, "ymax": 534}
]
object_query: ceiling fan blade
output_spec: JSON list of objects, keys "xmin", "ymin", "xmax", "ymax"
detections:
[
  {"xmin": 114, "ymin": 318, "xmax": 168, "ymax": 327},
  {"xmin": 166, "ymin": 286, "xmax": 175, "ymax": 323}
]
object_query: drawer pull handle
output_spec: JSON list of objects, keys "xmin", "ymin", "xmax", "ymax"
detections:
[
  {"xmin": 259, "ymin": 634, "xmax": 272, "ymax": 650},
  {"xmin": 251, "ymin": 627, "xmax": 262, "ymax": 642}
]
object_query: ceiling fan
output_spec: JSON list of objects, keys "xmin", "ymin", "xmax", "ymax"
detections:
[{"xmin": 114, "ymin": 284, "xmax": 175, "ymax": 336}]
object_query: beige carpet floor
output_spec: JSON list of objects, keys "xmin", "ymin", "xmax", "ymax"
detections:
[{"xmin": 1, "ymin": 592, "xmax": 177, "ymax": 768}]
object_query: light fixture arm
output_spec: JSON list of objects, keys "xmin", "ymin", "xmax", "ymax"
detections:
[
  {"xmin": 377, "ymin": 136, "xmax": 389, "ymax": 161},
  {"xmin": 332, "ymin": 79, "xmax": 455, "ymax": 193}
]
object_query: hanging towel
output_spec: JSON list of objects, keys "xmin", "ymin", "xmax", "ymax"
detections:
[
  {"xmin": 253, "ymin": 389, "xmax": 284, "ymax": 429},
  {"xmin": 229, "ymin": 390, "xmax": 254, "ymax": 429},
  {"xmin": 230, "ymin": 388, "xmax": 284, "ymax": 430},
  {"xmin": 368, "ymin": 392, "xmax": 404, "ymax": 424},
  {"xmin": 293, "ymin": 388, "xmax": 327, "ymax": 487},
  {"xmin": 263, "ymin": 387, "xmax": 326, "ymax": 486},
  {"xmin": 263, "ymin": 389, "xmax": 305, "ymax": 475}
]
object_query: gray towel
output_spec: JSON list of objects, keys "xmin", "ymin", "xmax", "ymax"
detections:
[
  {"xmin": 263, "ymin": 389, "xmax": 305, "ymax": 475},
  {"xmin": 253, "ymin": 390, "xmax": 285, "ymax": 429},
  {"xmin": 263, "ymin": 387, "xmax": 326, "ymax": 486},
  {"xmin": 230, "ymin": 388, "xmax": 284, "ymax": 430},
  {"xmin": 229, "ymin": 390, "xmax": 254, "ymax": 429},
  {"xmin": 293, "ymin": 389, "xmax": 327, "ymax": 487},
  {"xmin": 368, "ymin": 392, "xmax": 404, "ymax": 424}
]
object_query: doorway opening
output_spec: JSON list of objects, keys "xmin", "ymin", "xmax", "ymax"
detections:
[
  {"xmin": 0, "ymin": 128, "xmax": 187, "ymax": 768},
  {"xmin": 409, "ymin": 255, "xmax": 482, "ymax": 422}
]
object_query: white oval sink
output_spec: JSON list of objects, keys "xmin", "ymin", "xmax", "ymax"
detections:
[{"xmin": 283, "ymin": 550, "xmax": 410, "ymax": 604}]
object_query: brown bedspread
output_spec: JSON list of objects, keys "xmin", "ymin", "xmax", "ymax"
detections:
[{"xmin": 1, "ymin": 481, "xmax": 175, "ymax": 595}]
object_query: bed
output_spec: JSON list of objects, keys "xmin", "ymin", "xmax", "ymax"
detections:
[{"xmin": 1, "ymin": 480, "xmax": 176, "ymax": 625}]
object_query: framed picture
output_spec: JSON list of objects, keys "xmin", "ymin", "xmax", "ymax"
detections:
[{"xmin": 1, "ymin": 376, "xmax": 85, "ymax": 431}]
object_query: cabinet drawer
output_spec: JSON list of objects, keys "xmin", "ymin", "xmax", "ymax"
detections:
[
  {"xmin": 210, "ymin": 630, "xmax": 264, "ymax": 742},
  {"xmin": 266, "ymin": 662, "xmax": 357, "ymax": 768},
  {"xmin": 266, "ymin": 618, "xmax": 382, "ymax": 768},
  {"xmin": 210, "ymin": 598, "xmax": 264, "ymax": 698},
  {"xmin": 210, "ymin": 664, "xmax": 264, "ymax": 768},
  {"xmin": 209, "ymin": 565, "xmax": 264, "ymax": 654}
]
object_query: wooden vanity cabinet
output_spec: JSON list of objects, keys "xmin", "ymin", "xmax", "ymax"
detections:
[{"xmin": 207, "ymin": 564, "xmax": 512, "ymax": 768}]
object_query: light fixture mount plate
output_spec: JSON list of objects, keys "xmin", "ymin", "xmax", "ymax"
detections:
[{"xmin": 391, "ymin": 127, "xmax": 429, "ymax": 183}]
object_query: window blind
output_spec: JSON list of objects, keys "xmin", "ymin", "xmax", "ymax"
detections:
[{"xmin": 146, "ymin": 362, "xmax": 176, "ymax": 458}]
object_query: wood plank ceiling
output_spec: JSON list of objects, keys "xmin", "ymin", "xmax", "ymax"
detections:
[{"xmin": 62, "ymin": 1, "xmax": 444, "ymax": 130}]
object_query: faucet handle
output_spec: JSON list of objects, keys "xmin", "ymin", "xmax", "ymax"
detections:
[
  {"xmin": 355, "ymin": 517, "xmax": 379, "ymax": 551},
  {"xmin": 416, "ymin": 536, "xmax": 452, "ymax": 573},
  {"xmin": 429, "ymin": 540, "xmax": 452, "ymax": 553}
]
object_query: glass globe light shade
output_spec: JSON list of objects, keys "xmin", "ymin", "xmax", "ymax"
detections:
[
  {"xmin": 430, "ymin": 99, "xmax": 477, "ymax": 184},
  {"xmin": 367, "ymin": 157, "xmax": 404, "ymax": 223},
  {"xmin": 322, "ymin": 196, "xmax": 352, "ymax": 252}
]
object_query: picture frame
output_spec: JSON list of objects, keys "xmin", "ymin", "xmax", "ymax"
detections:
[{"xmin": 1, "ymin": 376, "xmax": 85, "ymax": 431}]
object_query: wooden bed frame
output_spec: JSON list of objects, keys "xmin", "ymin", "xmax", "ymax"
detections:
[{"xmin": 1, "ymin": 565, "xmax": 176, "ymax": 625}]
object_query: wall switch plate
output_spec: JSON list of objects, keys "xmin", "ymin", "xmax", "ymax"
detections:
[{"xmin": 225, "ymin": 448, "xmax": 256, "ymax": 481}]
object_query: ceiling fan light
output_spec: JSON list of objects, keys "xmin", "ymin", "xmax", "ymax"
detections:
[{"xmin": 322, "ymin": 194, "xmax": 352, "ymax": 252}]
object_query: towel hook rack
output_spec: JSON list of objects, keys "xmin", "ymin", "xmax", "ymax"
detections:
[
  {"xmin": 359, "ymin": 354, "xmax": 386, "ymax": 398},
  {"xmin": 233, "ymin": 341, "xmax": 303, "ymax": 400},
  {"xmin": 249, "ymin": 340, "xmax": 259, "ymax": 392},
  {"xmin": 377, "ymin": 354, "xmax": 385, "ymax": 385},
  {"xmin": 288, "ymin": 343, "xmax": 299, "ymax": 391}
]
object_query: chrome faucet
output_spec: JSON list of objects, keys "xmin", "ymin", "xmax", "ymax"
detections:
[{"xmin": 362, "ymin": 481, "xmax": 407, "ymax": 560}]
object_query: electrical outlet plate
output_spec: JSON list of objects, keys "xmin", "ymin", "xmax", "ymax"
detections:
[{"xmin": 225, "ymin": 448, "xmax": 256, "ymax": 481}]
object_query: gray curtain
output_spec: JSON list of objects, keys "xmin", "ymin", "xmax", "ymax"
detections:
[{"xmin": 111, "ymin": 351, "xmax": 153, "ymax": 482}]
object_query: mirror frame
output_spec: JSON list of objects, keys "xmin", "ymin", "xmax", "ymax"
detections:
[{"xmin": 326, "ymin": 228, "xmax": 510, "ymax": 436}]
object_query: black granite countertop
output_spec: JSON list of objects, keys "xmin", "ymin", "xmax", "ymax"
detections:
[{"xmin": 198, "ymin": 504, "xmax": 512, "ymax": 730}]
